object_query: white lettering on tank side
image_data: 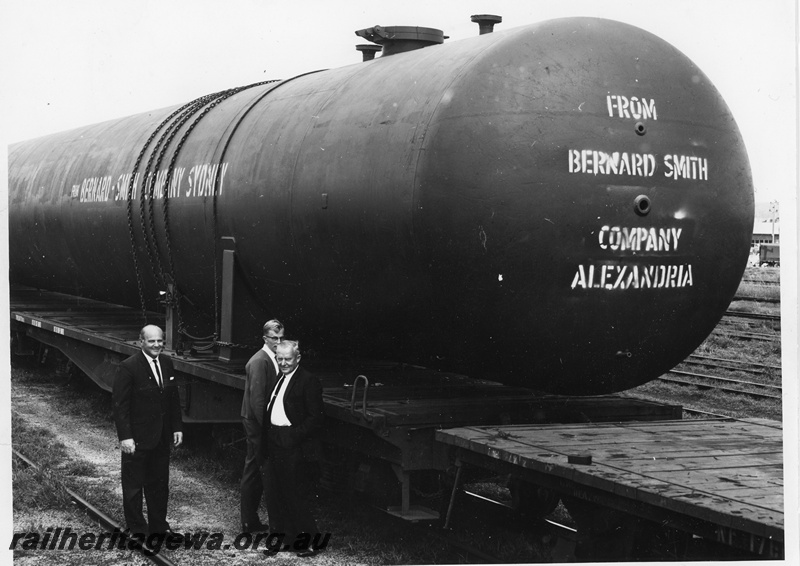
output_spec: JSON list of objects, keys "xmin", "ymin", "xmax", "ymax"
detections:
[
  {"xmin": 74, "ymin": 163, "xmax": 229, "ymax": 204},
  {"xmin": 218, "ymin": 162, "xmax": 229, "ymax": 195},
  {"xmin": 115, "ymin": 172, "xmax": 141, "ymax": 201},
  {"xmin": 166, "ymin": 167, "xmax": 185, "ymax": 199},
  {"xmin": 186, "ymin": 162, "xmax": 230, "ymax": 197},
  {"xmin": 152, "ymin": 169, "xmax": 169, "ymax": 199},
  {"xmin": 569, "ymin": 149, "xmax": 707, "ymax": 181},
  {"xmin": 664, "ymin": 155, "xmax": 708, "ymax": 180},
  {"xmin": 568, "ymin": 149, "xmax": 657, "ymax": 177},
  {"xmin": 570, "ymin": 263, "xmax": 693, "ymax": 290},
  {"xmin": 598, "ymin": 226, "xmax": 683, "ymax": 252},
  {"xmin": 607, "ymin": 95, "xmax": 658, "ymax": 120},
  {"xmin": 79, "ymin": 175, "xmax": 114, "ymax": 203}
]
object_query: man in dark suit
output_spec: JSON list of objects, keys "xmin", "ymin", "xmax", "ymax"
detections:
[
  {"xmin": 240, "ymin": 319, "xmax": 284, "ymax": 533},
  {"xmin": 112, "ymin": 325, "xmax": 183, "ymax": 537},
  {"xmin": 262, "ymin": 340, "xmax": 326, "ymax": 557}
]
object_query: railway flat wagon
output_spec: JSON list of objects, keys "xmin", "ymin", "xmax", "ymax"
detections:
[
  {"xmin": 9, "ymin": 285, "xmax": 679, "ymax": 516},
  {"xmin": 10, "ymin": 285, "xmax": 785, "ymax": 561},
  {"xmin": 9, "ymin": 11, "xmax": 769, "ymax": 563},
  {"xmin": 437, "ymin": 418, "xmax": 784, "ymax": 560}
]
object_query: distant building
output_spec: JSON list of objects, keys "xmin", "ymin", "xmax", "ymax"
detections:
[{"xmin": 752, "ymin": 219, "xmax": 779, "ymax": 245}]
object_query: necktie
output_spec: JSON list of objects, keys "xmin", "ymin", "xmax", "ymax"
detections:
[
  {"xmin": 152, "ymin": 358, "xmax": 163, "ymax": 389},
  {"xmin": 266, "ymin": 374, "xmax": 286, "ymax": 420}
]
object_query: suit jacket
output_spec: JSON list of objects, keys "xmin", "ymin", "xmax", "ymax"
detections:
[
  {"xmin": 112, "ymin": 351, "xmax": 183, "ymax": 450},
  {"xmin": 241, "ymin": 347, "xmax": 279, "ymax": 425},
  {"xmin": 262, "ymin": 366, "xmax": 324, "ymax": 459}
]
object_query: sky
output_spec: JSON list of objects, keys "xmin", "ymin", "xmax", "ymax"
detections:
[{"xmin": 0, "ymin": 0, "xmax": 797, "ymax": 206}]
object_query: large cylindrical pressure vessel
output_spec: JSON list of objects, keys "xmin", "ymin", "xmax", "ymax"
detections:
[{"xmin": 8, "ymin": 17, "xmax": 753, "ymax": 394}]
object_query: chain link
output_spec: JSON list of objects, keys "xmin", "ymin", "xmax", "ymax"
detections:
[
  {"xmin": 125, "ymin": 79, "xmax": 288, "ymax": 352},
  {"xmin": 127, "ymin": 94, "xmax": 220, "ymax": 324}
]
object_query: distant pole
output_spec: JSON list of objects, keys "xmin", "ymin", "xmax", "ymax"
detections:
[{"xmin": 769, "ymin": 200, "xmax": 779, "ymax": 243}]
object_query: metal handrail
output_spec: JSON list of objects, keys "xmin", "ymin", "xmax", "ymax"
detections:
[{"xmin": 349, "ymin": 374, "xmax": 373, "ymax": 422}]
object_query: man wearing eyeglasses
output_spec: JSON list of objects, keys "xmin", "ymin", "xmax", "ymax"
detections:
[{"xmin": 240, "ymin": 319, "xmax": 285, "ymax": 533}]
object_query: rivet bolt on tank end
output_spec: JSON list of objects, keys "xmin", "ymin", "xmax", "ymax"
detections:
[{"xmin": 634, "ymin": 195, "xmax": 651, "ymax": 216}]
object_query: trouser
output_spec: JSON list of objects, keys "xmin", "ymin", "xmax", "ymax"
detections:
[
  {"xmin": 240, "ymin": 417, "xmax": 265, "ymax": 526},
  {"xmin": 121, "ymin": 434, "xmax": 171, "ymax": 535},
  {"xmin": 264, "ymin": 426, "xmax": 318, "ymax": 539}
]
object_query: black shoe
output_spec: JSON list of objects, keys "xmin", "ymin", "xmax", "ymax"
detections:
[
  {"xmin": 242, "ymin": 521, "xmax": 269, "ymax": 533},
  {"xmin": 296, "ymin": 547, "xmax": 323, "ymax": 558}
]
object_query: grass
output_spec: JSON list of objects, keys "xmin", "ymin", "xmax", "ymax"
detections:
[
  {"xmin": 11, "ymin": 411, "xmax": 82, "ymax": 511},
  {"xmin": 735, "ymin": 282, "xmax": 781, "ymax": 302},
  {"xmin": 741, "ymin": 266, "xmax": 780, "ymax": 284},
  {"xmin": 12, "ymin": 364, "xmax": 129, "ymax": 528},
  {"xmin": 627, "ymin": 266, "xmax": 783, "ymax": 421},
  {"xmin": 626, "ymin": 380, "xmax": 782, "ymax": 421}
]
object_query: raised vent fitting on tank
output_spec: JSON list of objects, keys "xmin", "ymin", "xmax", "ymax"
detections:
[
  {"xmin": 354, "ymin": 25, "xmax": 446, "ymax": 56},
  {"xmin": 356, "ymin": 44, "xmax": 383, "ymax": 62},
  {"xmin": 471, "ymin": 14, "xmax": 502, "ymax": 34}
]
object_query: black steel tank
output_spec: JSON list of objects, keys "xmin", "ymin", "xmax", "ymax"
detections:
[{"xmin": 8, "ymin": 17, "xmax": 754, "ymax": 395}]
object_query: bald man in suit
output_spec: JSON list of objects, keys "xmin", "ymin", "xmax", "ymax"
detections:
[{"xmin": 112, "ymin": 325, "xmax": 183, "ymax": 537}]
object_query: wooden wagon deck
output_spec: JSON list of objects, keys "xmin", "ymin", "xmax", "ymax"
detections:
[{"xmin": 436, "ymin": 418, "xmax": 784, "ymax": 558}]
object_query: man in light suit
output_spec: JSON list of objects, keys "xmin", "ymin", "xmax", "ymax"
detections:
[
  {"xmin": 112, "ymin": 325, "xmax": 183, "ymax": 537},
  {"xmin": 262, "ymin": 340, "xmax": 326, "ymax": 557},
  {"xmin": 240, "ymin": 319, "xmax": 284, "ymax": 533}
]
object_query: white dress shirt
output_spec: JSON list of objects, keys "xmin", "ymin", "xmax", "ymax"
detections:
[
  {"xmin": 269, "ymin": 368, "xmax": 297, "ymax": 427},
  {"xmin": 262, "ymin": 344, "xmax": 279, "ymax": 374},
  {"xmin": 145, "ymin": 352, "xmax": 162, "ymax": 387}
]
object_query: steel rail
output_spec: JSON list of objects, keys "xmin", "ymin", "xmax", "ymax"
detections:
[
  {"xmin": 680, "ymin": 359, "xmax": 773, "ymax": 376},
  {"xmin": 681, "ymin": 407, "xmax": 733, "ymax": 419},
  {"xmin": 733, "ymin": 296, "xmax": 780, "ymax": 304},
  {"xmin": 12, "ymin": 448, "xmax": 178, "ymax": 566},
  {"xmin": 725, "ymin": 310, "xmax": 781, "ymax": 322},
  {"xmin": 739, "ymin": 279, "xmax": 780, "ymax": 286},
  {"xmin": 658, "ymin": 374, "xmax": 782, "ymax": 400},
  {"xmin": 712, "ymin": 327, "xmax": 781, "ymax": 342},
  {"xmin": 687, "ymin": 354, "xmax": 781, "ymax": 371},
  {"xmin": 668, "ymin": 370, "xmax": 781, "ymax": 391}
]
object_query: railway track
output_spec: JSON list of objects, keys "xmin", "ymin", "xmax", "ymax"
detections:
[
  {"xmin": 681, "ymin": 407, "xmax": 735, "ymax": 419},
  {"xmin": 659, "ymin": 371, "xmax": 781, "ymax": 400},
  {"xmin": 12, "ymin": 448, "xmax": 177, "ymax": 566},
  {"xmin": 740, "ymin": 279, "xmax": 780, "ymax": 286},
  {"xmin": 734, "ymin": 297, "xmax": 780, "ymax": 304},
  {"xmin": 714, "ymin": 311, "xmax": 781, "ymax": 341},
  {"xmin": 685, "ymin": 354, "xmax": 781, "ymax": 375},
  {"xmin": 714, "ymin": 328, "xmax": 781, "ymax": 342},
  {"xmin": 725, "ymin": 310, "xmax": 781, "ymax": 322}
]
